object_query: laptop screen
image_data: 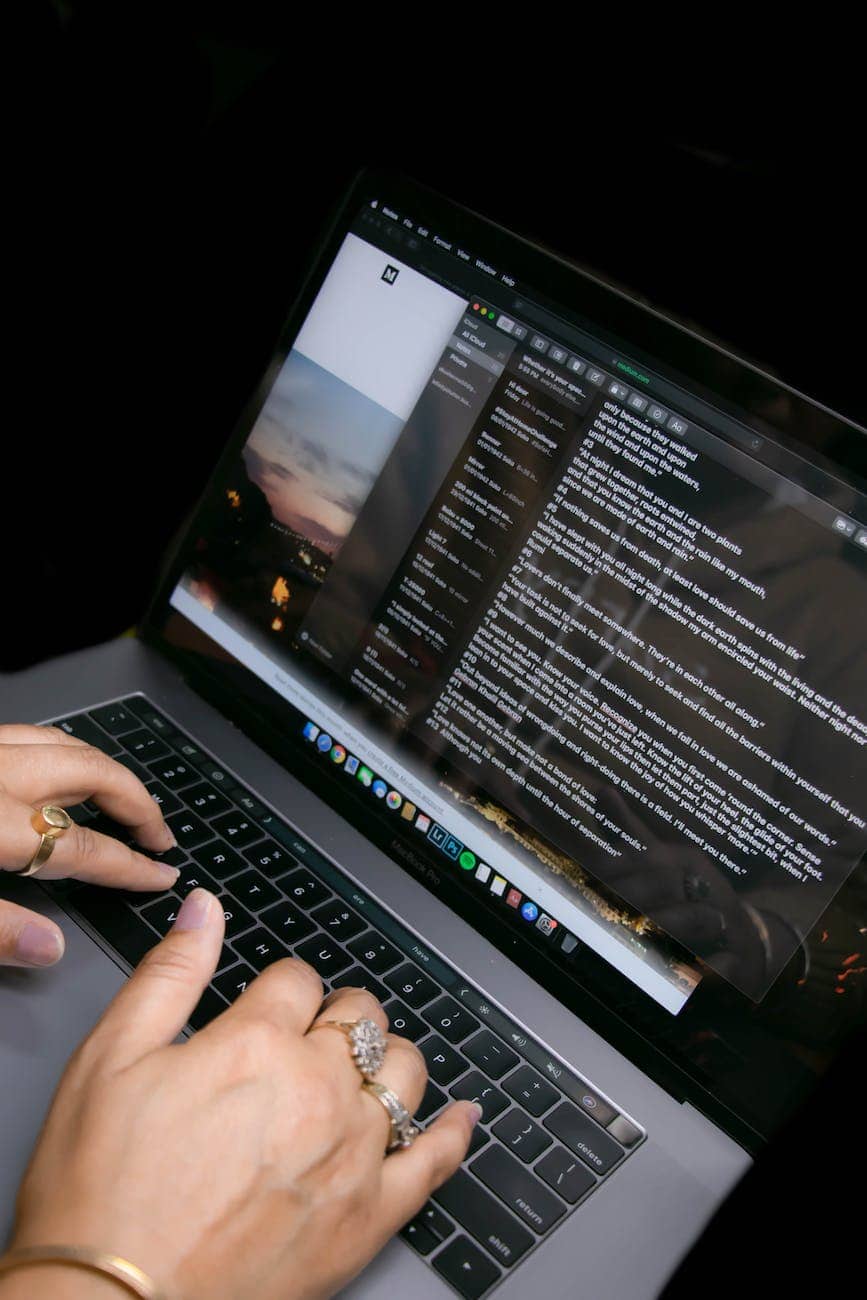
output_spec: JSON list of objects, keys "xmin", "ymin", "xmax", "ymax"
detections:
[{"xmin": 154, "ymin": 171, "xmax": 867, "ymax": 1143}]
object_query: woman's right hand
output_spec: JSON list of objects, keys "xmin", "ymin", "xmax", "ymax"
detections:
[{"xmin": 2, "ymin": 888, "xmax": 479, "ymax": 1300}]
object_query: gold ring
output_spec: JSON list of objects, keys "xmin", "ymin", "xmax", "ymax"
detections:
[
  {"xmin": 362, "ymin": 1080, "xmax": 419, "ymax": 1151},
  {"xmin": 309, "ymin": 1018, "xmax": 387, "ymax": 1079},
  {"xmin": 10, "ymin": 805, "xmax": 73, "ymax": 878}
]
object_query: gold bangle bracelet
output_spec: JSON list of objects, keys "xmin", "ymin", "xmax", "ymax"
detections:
[{"xmin": 0, "ymin": 1246, "xmax": 166, "ymax": 1299}]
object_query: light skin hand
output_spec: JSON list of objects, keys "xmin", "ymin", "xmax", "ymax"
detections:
[
  {"xmin": 0, "ymin": 724, "xmax": 179, "ymax": 968},
  {"xmin": 1, "ymin": 889, "xmax": 478, "ymax": 1300}
]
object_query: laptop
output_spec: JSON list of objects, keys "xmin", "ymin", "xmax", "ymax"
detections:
[{"xmin": 2, "ymin": 167, "xmax": 866, "ymax": 1300}]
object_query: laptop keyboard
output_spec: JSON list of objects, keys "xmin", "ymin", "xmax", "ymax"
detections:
[{"xmin": 47, "ymin": 694, "xmax": 645, "ymax": 1299}]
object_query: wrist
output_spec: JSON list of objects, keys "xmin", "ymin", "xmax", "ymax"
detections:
[{"xmin": 0, "ymin": 1261, "xmax": 126, "ymax": 1300}]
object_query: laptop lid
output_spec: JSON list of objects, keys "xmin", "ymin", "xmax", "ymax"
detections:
[{"xmin": 142, "ymin": 168, "xmax": 867, "ymax": 1153}]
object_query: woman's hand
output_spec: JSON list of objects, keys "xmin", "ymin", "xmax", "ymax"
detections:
[
  {"xmin": 4, "ymin": 889, "xmax": 478, "ymax": 1300},
  {"xmin": 0, "ymin": 724, "xmax": 179, "ymax": 966}
]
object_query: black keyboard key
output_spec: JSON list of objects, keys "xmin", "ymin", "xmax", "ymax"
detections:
[
  {"xmin": 216, "ymin": 943, "xmax": 239, "ymax": 972},
  {"xmin": 174, "ymin": 864, "xmax": 219, "ymax": 898},
  {"xmin": 260, "ymin": 899, "xmax": 316, "ymax": 944},
  {"xmin": 347, "ymin": 931, "xmax": 402, "ymax": 974},
  {"xmin": 311, "ymin": 899, "xmax": 366, "ymax": 942},
  {"xmin": 209, "ymin": 812, "xmax": 261, "ymax": 848},
  {"xmin": 214, "ymin": 962, "xmax": 257, "ymax": 1002},
  {"xmin": 146, "ymin": 757, "xmax": 199, "ymax": 790},
  {"xmin": 122, "ymin": 729, "xmax": 171, "ymax": 762},
  {"xmin": 330, "ymin": 966, "xmax": 390, "ymax": 1004},
  {"xmin": 383, "ymin": 1000, "xmax": 428, "ymax": 1043},
  {"xmin": 227, "ymin": 869, "xmax": 281, "ymax": 912},
  {"xmin": 463, "ymin": 1030, "xmax": 519, "ymax": 1081},
  {"xmin": 234, "ymin": 926, "xmax": 290, "ymax": 971},
  {"xmin": 242, "ymin": 840, "xmax": 296, "ymax": 879},
  {"xmin": 124, "ymin": 702, "xmax": 177, "ymax": 738},
  {"xmin": 188, "ymin": 987, "xmax": 228, "ymax": 1031},
  {"xmin": 450, "ymin": 1073, "xmax": 508, "ymax": 1123},
  {"xmin": 418, "ymin": 1202, "xmax": 453, "ymax": 1243},
  {"xmin": 217, "ymin": 897, "xmax": 255, "ymax": 940},
  {"xmin": 55, "ymin": 714, "xmax": 121, "ymax": 754},
  {"xmin": 175, "ymin": 739, "xmax": 205, "ymax": 763},
  {"xmin": 433, "ymin": 1169, "xmax": 532, "ymax": 1267},
  {"xmin": 401, "ymin": 1219, "xmax": 438, "ymax": 1256},
  {"xmin": 145, "ymin": 780, "xmax": 182, "ymax": 817},
  {"xmin": 543, "ymin": 1103, "xmax": 624, "ymax": 1174},
  {"xmin": 535, "ymin": 1147, "xmax": 596, "ymax": 1204},
  {"xmin": 416, "ymin": 1081, "xmax": 447, "ymax": 1122},
  {"xmin": 67, "ymin": 802, "xmax": 96, "ymax": 824},
  {"xmin": 502, "ymin": 1064, "xmax": 560, "ymax": 1117},
  {"xmin": 166, "ymin": 811, "xmax": 213, "ymax": 850},
  {"xmin": 432, "ymin": 1236, "xmax": 501, "ymax": 1300},
  {"xmin": 282, "ymin": 868, "xmax": 331, "ymax": 909},
  {"xmin": 294, "ymin": 935, "xmax": 352, "ymax": 980},
  {"xmin": 73, "ymin": 888, "xmax": 156, "ymax": 966},
  {"xmin": 424, "ymin": 996, "xmax": 479, "ymax": 1045},
  {"xmin": 384, "ymin": 961, "xmax": 440, "ymax": 1009},
  {"xmin": 141, "ymin": 896, "xmax": 182, "ymax": 934},
  {"xmin": 471, "ymin": 1144, "xmax": 565, "ymax": 1234},
  {"xmin": 492, "ymin": 1109, "xmax": 552, "ymax": 1164},
  {"xmin": 192, "ymin": 841, "xmax": 246, "ymax": 880},
  {"xmin": 150, "ymin": 844, "xmax": 188, "ymax": 869},
  {"xmin": 420, "ymin": 1036, "xmax": 468, "ymax": 1086},
  {"xmin": 115, "ymin": 752, "xmax": 151, "ymax": 783},
  {"xmin": 467, "ymin": 1125, "xmax": 490, "ymax": 1157},
  {"xmin": 184, "ymin": 781, "xmax": 232, "ymax": 819},
  {"xmin": 88, "ymin": 703, "xmax": 139, "ymax": 735}
]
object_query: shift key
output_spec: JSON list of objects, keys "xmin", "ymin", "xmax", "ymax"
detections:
[{"xmin": 432, "ymin": 1168, "xmax": 532, "ymax": 1268}]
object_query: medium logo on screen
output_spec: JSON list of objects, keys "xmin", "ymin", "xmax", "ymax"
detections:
[{"xmin": 381, "ymin": 264, "xmax": 399, "ymax": 285}]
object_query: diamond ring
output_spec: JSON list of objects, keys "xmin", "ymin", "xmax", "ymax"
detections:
[
  {"xmin": 362, "ymin": 1080, "xmax": 420, "ymax": 1151},
  {"xmin": 312, "ymin": 1018, "xmax": 388, "ymax": 1080}
]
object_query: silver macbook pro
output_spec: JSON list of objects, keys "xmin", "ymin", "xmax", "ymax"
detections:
[{"xmin": 2, "ymin": 168, "xmax": 866, "ymax": 1299}]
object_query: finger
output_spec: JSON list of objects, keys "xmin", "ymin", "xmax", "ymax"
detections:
[
  {"xmin": 0, "ymin": 743, "xmax": 175, "ymax": 852},
  {"xmin": 214, "ymin": 956, "xmax": 325, "ymax": 1038},
  {"xmin": 312, "ymin": 984, "xmax": 389, "ymax": 1033},
  {"xmin": 358, "ymin": 1034, "xmax": 430, "ymax": 1151},
  {"xmin": 0, "ymin": 791, "xmax": 179, "ymax": 892},
  {"xmin": 0, "ymin": 897, "xmax": 65, "ymax": 968},
  {"xmin": 378, "ymin": 1102, "xmax": 480, "ymax": 1234},
  {"xmin": 0, "ymin": 724, "xmax": 86, "ymax": 747},
  {"xmin": 86, "ymin": 888, "xmax": 224, "ymax": 1067}
]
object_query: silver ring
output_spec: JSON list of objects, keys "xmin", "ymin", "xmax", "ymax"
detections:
[
  {"xmin": 362, "ymin": 1081, "xmax": 419, "ymax": 1151},
  {"xmin": 312, "ymin": 1019, "xmax": 387, "ymax": 1080}
]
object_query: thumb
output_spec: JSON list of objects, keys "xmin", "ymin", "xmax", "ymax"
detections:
[
  {"xmin": 0, "ymin": 897, "xmax": 65, "ymax": 968},
  {"xmin": 88, "ymin": 888, "xmax": 225, "ymax": 1068}
]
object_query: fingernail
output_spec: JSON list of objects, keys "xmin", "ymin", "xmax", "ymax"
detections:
[
  {"xmin": 155, "ymin": 863, "xmax": 181, "ymax": 883},
  {"xmin": 156, "ymin": 826, "xmax": 178, "ymax": 850},
  {"xmin": 469, "ymin": 1103, "xmax": 484, "ymax": 1126},
  {"xmin": 16, "ymin": 923, "xmax": 65, "ymax": 967},
  {"xmin": 173, "ymin": 889, "xmax": 211, "ymax": 932}
]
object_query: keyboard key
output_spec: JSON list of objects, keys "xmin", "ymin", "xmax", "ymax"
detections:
[
  {"xmin": 150, "ymin": 844, "xmax": 188, "ymax": 869},
  {"xmin": 574, "ymin": 1087, "xmax": 618, "ymax": 1128},
  {"xmin": 216, "ymin": 943, "xmax": 239, "ymax": 972},
  {"xmin": 293, "ymin": 935, "xmax": 352, "ymax": 980},
  {"xmin": 503, "ymin": 1064, "xmax": 560, "ymax": 1116},
  {"xmin": 184, "ymin": 781, "xmax": 232, "ymax": 819},
  {"xmin": 535, "ymin": 1147, "xmax": 596, "ymax": 1204},
  {"xmin": 420, "ymin": 1036, "xmax": 468, "ymax": 1086},
  {"xmin": 607, "ymin": 1115, "xmax": 642, "ymax": 1147},
  {"xmin": 384, "ymin": 962, "xmax": 440, "ymax": 1009},
  {"xmin": 210, "ymin": 813, "xmax": 262, "ymax": 848},
  {"xmin": 234, "ymin": 791, "xmax": 267, "ymax": 817},
  {"xmin": 217, "ymin": 898, "xmax": 255, "ymax": 940},
  {"xmin": 330, "ymin": 966, "xmax": 390, "ymax": 1004},
  {"xmin": 145, "ymin": 780, "xmax": 182, "ymax": 817},
  {"xmin": 418, "ymin": 1202, "xmax": 453, "ymax": 1242},
  {"xmin": 282, "ymin": 868, "xmax": 331, "ymax": 909},
  {"xmin": 124, "ymin": 702, "xmax": 177, "ymax": 738},
  {"xmin": 423, "ymin": 996, "xmax": 479, "ymax": 1044},
  {"xmin": 166, "ymin": 812, "xmax": 213, "ymax": 850},
  {"xmin": 401, "ymin": 1219, "xmax": 438, "ymax": 1256},
  {"xmin": 141, "ymin": 896, "xmax": 182, "ymax": 934},
  {"xmin": 471, "ymin": 1144, "xmax": 565, "ymax": 1234},
  {"xmin": 175, "ymin": 739, "xmax": 205, "ymax": 763},
  {"xmin": 433, "ymin": 1169, "xmax": 532, "ymax": 1267},
  {"xmin": 192, "ymin": 841, "xmax": 246, "ymax": 880},
  {"xmin": 115, "ymin": 752, "xmax": 150, "ymax": 782},
  {"xmin": 196, "ymin": 761, "xmax": 236, "ymax": 790},
  {"xmin": 174, "ymin": 864, "xmax": 219, "ymax": 898},
  {"xmin": 432, "ymin": 1236, "xmax": 500, "ymax": 1300},
  {"xmin": 234, "ymin": 926, "xmax": 291, "ymax": 971},
  {"xmin": 492, "ymin": 1109, "xmax": 552, "ymax": 1163},
  {"xmin": 311, "ymin": 899, "xmax": 366, "ymax": 942},
  {"xmin": 226, "ymin": 869, "xmax": 281, "ymax": 912},
  {"xmin": 347, "ymin": 931, "xmax": 402, "ymax": 974},
  {"xmin": 242, "ymin": 840, "xmax": 296, "ymax": 879},
  {"xmin": 214, "ymin": 962, "xmax": 257, "ymax": 1002},
  {"xmin": 543, "ymin": 1103, "xmax": 624, "ymax": 1174},
  {"xmin": 463, "ymin": 1030, "xmax": 519, "ymax": 1081},
  {"xmin": 383, "ymin": 1000, "xmax": 428, "ymax": 1043},
  {"xmin": 88, "ymin": 702, "xmax": 139, "ymax": 735},
  {"xmin": 188, "ymin": 987, "xmax": 228, "ymax": 1031},
  {"xmin": 260, "ymin": 900, "xmax": 315, "ymax": 944},
  {"xmin": 73, "ymin": 888, "xmax": 156, "ymax": 966},
  {"xmin": 146, "ymin": 757, "xmax": 199, "ymax": 790},
  {"xmin": 55, "ymin": 714, "xmax": 121, "ymax": 754},
  {"xmin": 450, "ymin": 1073, "xmax": 508, "ymax": 1123},
  {"xmin": 416, "ymin": 1081, "xmax": 447, "ymax": 1122},
  {"xmin": 123, "ymin": 730, "xmax": 171, "ymax": 763},
  {"xmin": 467, "ymin": 1125, "xmax": 490, "ymax": 1157}
]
